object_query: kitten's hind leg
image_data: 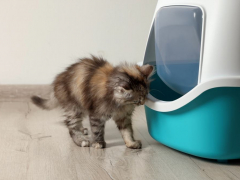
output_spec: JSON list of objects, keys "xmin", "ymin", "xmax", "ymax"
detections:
[
  {"xmin": 65, "ymin": 112, "xmax": 90, "ymax": 147},
  {"xmin": 89, "ymin": 116, "xmax": 106, "ymax": 149}
]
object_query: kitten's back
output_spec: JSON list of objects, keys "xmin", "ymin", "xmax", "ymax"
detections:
[
  {"xmin": 71, "ymin": 57, "xmax": 114, "ymax": 109},
  {"xmin": 52, "ymin": 56, "xmax": 114, "ymax": 111}
]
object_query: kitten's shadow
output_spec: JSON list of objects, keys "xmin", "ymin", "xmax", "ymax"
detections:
[{"xmin": 106, "ymin": 140, "xmax": 125, "ymax": 148}]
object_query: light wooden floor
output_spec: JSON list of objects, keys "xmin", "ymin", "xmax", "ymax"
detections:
[{"xmin": 1, "ymin": 85, "xmax": 240, "ymax": 180}]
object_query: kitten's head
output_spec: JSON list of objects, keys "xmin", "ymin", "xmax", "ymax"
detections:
[{"xmin": 109, "ymin": 63, "xmax": 154, "ymax": 106}]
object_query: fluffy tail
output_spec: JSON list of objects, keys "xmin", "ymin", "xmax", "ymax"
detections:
[{"xmin": 31, "ymin": 92, "xmax": 59, "ymax": 110}]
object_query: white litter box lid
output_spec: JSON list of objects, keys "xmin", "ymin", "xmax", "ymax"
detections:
[
  {"xmin": 142, "ymin": 0, "xmax": 240, "ymax": 112},
  {"xmin": 145, "ymin": 77, "xmax": 240, "ymax": 112}
]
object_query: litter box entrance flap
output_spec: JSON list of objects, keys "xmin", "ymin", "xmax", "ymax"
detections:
[{"xmin": 144, "ymin": 5, "xmax": 203, "ymax": 101}]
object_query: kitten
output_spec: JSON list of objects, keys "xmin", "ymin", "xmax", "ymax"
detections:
[{"xmin": 31, "ymin": 55, "xmax": 153, "ymax": 149}]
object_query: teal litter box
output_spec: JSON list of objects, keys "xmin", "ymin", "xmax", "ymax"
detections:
[{"xmin": 143, "ymin": 0, "xmax": 240, "ymax": 160}]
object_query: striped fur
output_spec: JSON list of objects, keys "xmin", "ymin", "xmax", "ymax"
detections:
[{"xmin": 31, "ymin": 55, "xmax": 153, "ymax": 149}]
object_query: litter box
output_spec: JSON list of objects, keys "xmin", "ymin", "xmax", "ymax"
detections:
[{"xmin": 143, "ymin": 0, "xmax": 240, "ymax": 160}]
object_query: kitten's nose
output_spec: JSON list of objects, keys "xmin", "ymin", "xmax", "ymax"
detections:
[{"xmin": 139, "ymin": 97, "xmax": 145, "ymax": 105}]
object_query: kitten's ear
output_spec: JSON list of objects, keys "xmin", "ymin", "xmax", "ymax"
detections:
[{"xmin": 138, "ymin": 64, "xmax": 154, "ymax": 78}]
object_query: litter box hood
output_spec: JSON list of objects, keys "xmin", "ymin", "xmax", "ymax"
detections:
[{"xmin": 144, "ymin": 0, "xmax": 240, "ymax": 112}]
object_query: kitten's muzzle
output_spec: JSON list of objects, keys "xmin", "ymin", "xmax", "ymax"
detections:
[{"xmin": 138, "ymin": 97, "xmax": 145, "ymax": 105}]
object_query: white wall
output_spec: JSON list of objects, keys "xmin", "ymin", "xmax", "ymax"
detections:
[{"xmin": 0, "ymin": 0, "xmax": 157, "ymax": 84}]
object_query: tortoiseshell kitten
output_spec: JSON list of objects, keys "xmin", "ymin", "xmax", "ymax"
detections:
[{"xmin": 31, "ymin": 56, "xmax": 153, "ymax": 149}]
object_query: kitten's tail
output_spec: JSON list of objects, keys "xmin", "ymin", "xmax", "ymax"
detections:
[{"xmin": 31, "ymin": 92, "xmax": 59, "ymax": 110}]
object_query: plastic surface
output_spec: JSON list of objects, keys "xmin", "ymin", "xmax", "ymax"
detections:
[
  {"xmin": 143, "ymin": 0, "xmax": 240, "ymax": 160},
  {"xmin": 143, "ymin": 2, "xmax": 240, "ymax": 112},
  {"xmin": 145, "ymin": 87, "xmax": 240, "ymax": 160},
  {"xmin": 146, "ymin": 73, "xmax": 240, "ymax": 112},
  {"xmin": 155, "ymin": 6, "xmax": 203, "ymax": 95},
  {"xmin": 149, "ymin": 73, "xmax": 182, "ymax": 101},
  {"xmin": 150, "ymin": 0, "xmax": 240, "ymax": 83}
]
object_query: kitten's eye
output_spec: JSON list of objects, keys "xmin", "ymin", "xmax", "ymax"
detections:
[
  {"xmin": 127, "ymin": 93, "xmax": 132, "ymax": 98},
  {"xmin": 122, "ymin": 84, "xmax": 130, "ymax": 90},
  {"xmin": 138, "ymin": 86, "xmax": 144, "ymax": 91}
]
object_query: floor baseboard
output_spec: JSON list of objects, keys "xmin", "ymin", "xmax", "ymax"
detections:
[{"xmin": 0, "ymin": 85, "xmax": 51, "ymax": 102}]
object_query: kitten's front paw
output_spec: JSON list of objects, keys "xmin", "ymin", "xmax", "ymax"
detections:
[
  {"xmin": 126, "ymin": 140, "xmax": 142, "ymax": 149},
  {"xmin": 92, "ymin": 141, "xmax": 106, "ymax": 149}
]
